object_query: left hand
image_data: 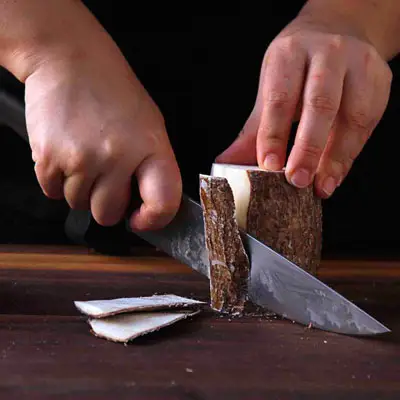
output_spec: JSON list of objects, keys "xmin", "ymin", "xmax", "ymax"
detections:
[{"xmin": 216, "ymin": 13, "xmax": 393, "ymax": 198}]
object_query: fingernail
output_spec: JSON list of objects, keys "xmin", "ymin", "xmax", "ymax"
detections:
[
  {"xmin": 290, "ymin": 169, "xmax": 310, "ymax": 188},
  {"xmin": 322, "ymin": 176, "xmax": 336, "ymax": 196},
  {"xmin": 264, "ymin": 154, "xmax": 280, "ymax": 170}
]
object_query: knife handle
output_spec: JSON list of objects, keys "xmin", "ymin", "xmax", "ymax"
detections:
[{"xmin": 0, "ymin": 67, "xmax": 136, "ymax": 255}]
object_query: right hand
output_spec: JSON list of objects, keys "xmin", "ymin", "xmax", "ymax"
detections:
[
  {"xmin": 216, "ymin": 6, "xmax": 392, "ymax": 199},
  {"xmin": 22, "ymin": 11, "xmax": 182, "ymax": 231}
]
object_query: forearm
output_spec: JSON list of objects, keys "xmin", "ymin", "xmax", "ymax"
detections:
[
  {"xmin": 300, "ymin": 0, "xmax": 400, "ymax": 60},
  {"xmin": 0, "ymin": 0, "xmax": 108, "ymax": 81}
]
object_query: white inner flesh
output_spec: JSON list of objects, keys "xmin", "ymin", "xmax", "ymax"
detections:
[
  {"xmin": 89, "ymin": 311, "xmax": 197, "ymax": 342},
  {"xmin": 211, "ymin": 163, "xmax": 262, "ymax": 230},
  {"xmin": 74, "ymin": 294, "xmax": 204, "ymax": 318}
]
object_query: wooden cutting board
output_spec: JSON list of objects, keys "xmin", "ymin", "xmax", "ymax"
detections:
[{"xmin": 0, "ymin": 244, "xmax": 398, "ymax": 399}]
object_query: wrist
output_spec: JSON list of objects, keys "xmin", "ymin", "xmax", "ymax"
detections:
[
  {"xmin": 0, "ymin": 0, "xmax": 106, "ymax": 82},
  {"xmin": 299, "ymin": 0, "xmax": 397, "ymax": 60},
  {"xmin": 1, "ymin": 35, "xmax": 83, "ymax": 84}
]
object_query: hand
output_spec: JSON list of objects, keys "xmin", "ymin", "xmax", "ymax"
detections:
[
  {"xmin": 216, "ymin": 12, "xmax": 393, "ymax": 198},
  {"xmin": 24, "ymin": 24, "xmax": 182, "ymax": 230}
]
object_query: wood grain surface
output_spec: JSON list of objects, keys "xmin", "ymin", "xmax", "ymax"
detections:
[{"xmin": 0, "ymin": 245, "xmax": 398, "ymax": 399}]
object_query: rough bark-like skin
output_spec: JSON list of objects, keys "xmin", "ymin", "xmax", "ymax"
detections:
[
  {"xmin": 246, "ymin": 170, "xmax": 322, "ymax": 275},
  {"xmin": 199, "ymin": 175, "xmax": 250, "ymax": 315}
]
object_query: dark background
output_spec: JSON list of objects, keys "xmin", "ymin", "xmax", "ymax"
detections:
[{"xmin": 0, "ymin": 3, "xmax": 399, "ymax": 258}]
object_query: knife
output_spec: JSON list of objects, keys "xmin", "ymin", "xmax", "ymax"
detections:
[
  {"xmin": 0, "ymin": 71, "xmax": 390, "ymax": 336},
  {"xmin": 130, "ymin": 195, "xmax": 390, "ymax": 336}
]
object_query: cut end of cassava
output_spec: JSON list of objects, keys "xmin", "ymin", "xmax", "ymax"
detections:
[
  {"xmin": 210, "ymin": 163, "xmax": 261, "ymax": 230},
  {"xmin": 210, "ymin": 163, "xmax": 322, "ymax": 275},
  {"xmin": 88, "ymin": 310, "xmax": 200, "ymax": 343},
  {"xmin": 199, "ymin": 174, "xmax": 250, "ymax": 315},
  {"xmin": 74, "ymin": 294, "xmax": 206, "ymax": 318}
]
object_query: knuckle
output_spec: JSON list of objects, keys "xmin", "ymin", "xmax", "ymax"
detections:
[
  {"xmin": 331, "ymin": 157, "xmax": 347, "ymax": 171},
  {"xmin": 295, "ymin": 139, "xmax": 323, "ymax": 160},
  {"xmin": 329, "ymin": 157, "xmax": 353, "ymax": 177},
  {"xmin": 382, "ymin": 64, "xmax": 393, "ymax": 87},
  {"xmin": 257, "ymin": 128, "xmax": 285, "ymax": 148},
  {"xmin": 149, "ymin": 187, "xmax": 181, "ymax": 222},
  {"xmin": 306, "ymin": 94, "xmax": 338, "ymax": 115},
  {"xmin": 147, "ymin": 127, "xmax": 165, "ymax": 150},
  {"xmin": 36, "ymin": 175, "xmax": 62, "ymax": 200},
  {"xmin": 66, "ymin": 148, "xmax": 88, "ymax": 174},
  {"xmin": 346, "ymin": 111, "xmax": 373, "ymax": 137},
  {"xmin": 266, "ymin": 36, "xmax": 298, "ymax": 64},
  {"xmin": 274, "ymin": 35, "xmax": 298, "ymax": 53},
  {"xmin": 264, "ymin": 90, "xmax": 293, "ymax": 110},
  {"xmin": 36, "ymin": 166, "xmax": 54, "ymax": 183},
  {"xmin": 33, "ymin": 143, "xmax": 52, "ymax": 165},
  {"xmin": 364, "ymin": 45, "xmax": 379, "ymax": 64},
  {"xmin": 328, "ymin": 34, "xmax": 344, "ymax": 51},
  {"xmin": 100, "ymin": 135, "xmax": 125, "ymax": 162},
  {"xmin": 147, "ymin": 202, "xmax": 176, "ymax": 226}
]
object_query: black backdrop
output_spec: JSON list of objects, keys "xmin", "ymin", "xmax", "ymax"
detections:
[{"xmin": 0, "ymin": 3, "xmax": 399, "ymax": 258}]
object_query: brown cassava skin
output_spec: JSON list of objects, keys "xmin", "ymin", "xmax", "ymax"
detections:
[
  {"xmin": 199, "ymin": 176, "xmax": 250, "ymax": 315},
  {"xmin": 246, "ymin": 170, "xmax": 322, "ymax": 275}
]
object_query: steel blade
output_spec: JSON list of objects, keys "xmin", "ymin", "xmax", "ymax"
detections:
[
  {"xmin": 130, "ymin": 195, "xmax": 210, "ymax": 278},
  {"xmin": 241, "ymin": 232, "xmax": 390, "ymax": 335},
  {"xmin": 131, "ymin": 195, "xmax": 390, "ymax": 335}
]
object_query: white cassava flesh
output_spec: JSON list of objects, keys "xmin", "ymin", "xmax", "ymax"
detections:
[
  {"xmin": 89, "ymin": 311, "xmax": 200, "ymax": 343},
  {"xmin": 210, "ymin": 163, "xmax": 261, "ymax": 230},
  {"xmin": 74, "ymin": 294, "xmax": 205, "ymax": 318}
]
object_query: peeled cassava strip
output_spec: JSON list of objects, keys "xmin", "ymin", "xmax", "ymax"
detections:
[
  {"xmin": 199, "ymin": 175, "xmax": 250, "ymax": 314},
  {"xmin": 210, "ymin": 163, "xmax": 322, "ymax": 275},
  {"xmin": 74, "ymin": 294, "xmax": 205, "ymax": 318},
  {"xmin": 89, "ymin": 311, "xmax": 200, "ymax": 343}
]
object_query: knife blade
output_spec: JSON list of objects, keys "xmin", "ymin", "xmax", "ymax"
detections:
[{"xmin": 131, "ymin": 195, "xmax": 390, "ymax": 336}]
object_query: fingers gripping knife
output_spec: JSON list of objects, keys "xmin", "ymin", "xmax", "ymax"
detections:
[
  {"xmin": 0, "ymin": 68, "xmax": 135, "ymax": 255},
  {"xmin": 0, "ymin": 69, "xmax": 391, "ymax": 336}
]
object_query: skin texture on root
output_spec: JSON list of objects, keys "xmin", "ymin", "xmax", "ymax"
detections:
[
  {"xmin": 211, "ymin": 164, "xmax": 322, "ymax": 275},
  {"xmin": 199, "ymin": 175, "xmax": 250, "ymax": 315}
]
